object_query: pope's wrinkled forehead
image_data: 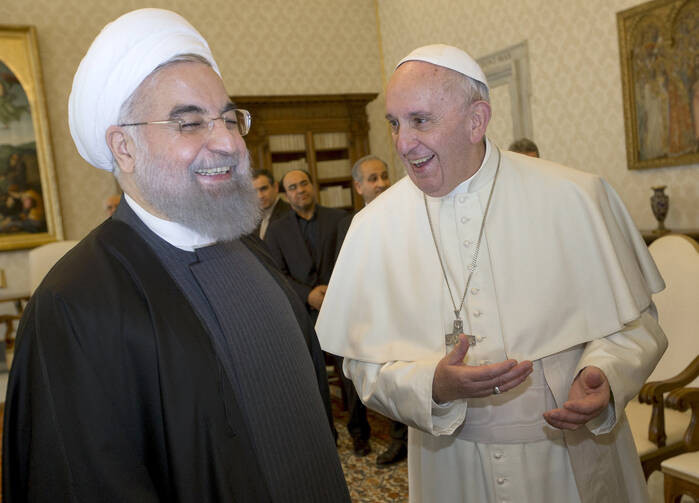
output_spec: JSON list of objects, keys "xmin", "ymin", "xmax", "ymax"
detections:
[{"xmin": 68, "ymin": 8, "xmax": 221, "ymax": 172}]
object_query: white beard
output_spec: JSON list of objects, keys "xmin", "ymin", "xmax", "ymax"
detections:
[{"xmin": 133, "ymin": 148, "xmax": 261, "ymax": 242}]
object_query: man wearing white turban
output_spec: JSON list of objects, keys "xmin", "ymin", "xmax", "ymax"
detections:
[
  {"xmin": 3, "ymin": 9, "xmax": 349, "ymax": 502},
  {"xmin": 317, "ymin": 44, "xmax": 667, "ymax": 502}
]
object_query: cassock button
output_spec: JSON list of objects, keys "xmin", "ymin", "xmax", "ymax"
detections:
[
  {"xmin": 471, "ymin": 288, "xmax": 479, "ymax": 295},
  {"xmin": 493, "ymin": 451, "xmax": 503, "ymax": 459},
  {"xmin": 458, "ymin": 196, "xmax": 466, "ymax": 203},
  {"xmin": 460, "ymin": 216, "xmax": 468, "ymax": 224},
  {"xmin": 463, "ymin": 240, "xmax": 471, "ymax": 247},
  {"xmin": 497, "ymin": 477, "xmax": 506, "ymax": 485},
  {"xmin": 477, "ymin": 336, "xmax": 485, "ymax": 343},
  {"xmin": 473, "ymin": 310, "xmax": 482, "ymax": 317}
]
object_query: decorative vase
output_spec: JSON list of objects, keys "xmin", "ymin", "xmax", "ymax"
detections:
[{"xmin": 650, "ymin": 186, "xmax": 670, "ymax": 234}]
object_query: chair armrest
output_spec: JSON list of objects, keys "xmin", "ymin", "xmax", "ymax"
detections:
[
  {"xmin": 640, "ymin": 356, "xmax": 699, "ymax": 405},
  {"xmin": 635, "ymin": 356, "xmax": 699, "ymax": 447},
  {"xmin": 666, "ymin": 388, "xmax": 699, "ymax": 412},
  {"xmin": 666, "ymin": 387, "xmax": 699, "ymax": 451}
]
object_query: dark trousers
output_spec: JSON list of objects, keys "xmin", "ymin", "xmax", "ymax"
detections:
[
  {"xmin": 333, "ymin": 355, "xmax": 371, "ymax": 441},
  {"xmin": 390, "ymin": 419, "xmax": 408, "ymax": 444}
]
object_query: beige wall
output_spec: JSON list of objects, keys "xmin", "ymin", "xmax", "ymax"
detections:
[
  {"xmin": 0, "ymin": 0, "xmax": 382, "ymax": 294},
  {"xmin": 0, "ymin": 0, "xmax": 696, "ymax": 296},
  {"xmin": 373, "ymin": 0, "xmax": 698, "ymax": 232}
]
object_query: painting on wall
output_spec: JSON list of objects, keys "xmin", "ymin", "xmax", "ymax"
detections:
[
  {"xmin": 617, "ymin": 0, "xmax": 698, "ymax": 170},
  {"xmin": 0, "ymin": 25, "xmax": 62, "ymax": 250}
]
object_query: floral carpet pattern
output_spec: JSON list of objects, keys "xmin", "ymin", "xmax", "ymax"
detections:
[{"xmin": 331, "ymin": 391, "xmax": 409, "ymax": 502}]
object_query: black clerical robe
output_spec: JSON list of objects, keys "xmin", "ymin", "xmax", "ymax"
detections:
[{"xmin": 2, "ymin": 217, "xmax": 349, "ymax": 502}]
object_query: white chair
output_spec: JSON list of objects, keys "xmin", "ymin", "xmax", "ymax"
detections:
[
  {"xmin": 660, "ymin": 387, "xmax": 699, "ymax": 502},
  {"xmin": 1, "ymin": 241, "xmax": 79, "ymax": 349},
  {"xmin": 625, "ymin": 234, "xmax": 699, "ymax": 478},
  {"xmin": 28, "ymin": 240, "xmax": 79, "ymax": 294}
]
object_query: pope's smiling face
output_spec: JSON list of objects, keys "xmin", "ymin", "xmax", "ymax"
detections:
[{"xmin": 385, "ymin": 61, "xmax": 488, "ymax": 197}]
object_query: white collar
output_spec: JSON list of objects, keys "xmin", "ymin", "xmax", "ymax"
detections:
[{"xmin": 124, "ymin": 193, "xmax": 216, "ymax": 252}]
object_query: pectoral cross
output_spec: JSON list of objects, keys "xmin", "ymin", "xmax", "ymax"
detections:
[{"xmin": 445, "ymin": 318, "xmax": 476, "ymax": 347}]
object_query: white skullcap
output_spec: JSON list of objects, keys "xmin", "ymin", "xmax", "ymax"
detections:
[
  {"xmin": 395, "ymin": 44, "xmax": 488, "ymax": 89},
  {"xmin": 68, "ymin": 8, "xmax": 221, "ymax": 171}
]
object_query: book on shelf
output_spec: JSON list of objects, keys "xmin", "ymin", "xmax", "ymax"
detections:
[
  {"xmin": 272, "ymin": 158, "xmax": 309, "ymax": 182},
  {"xmin": 268, "ymin": 134, "xmax": 306, "ymax": 152},
  {"xmin": 313, "ymin": 132, "xmax": 348, "ymax": 150},
  {"xmin": 319, "ymin": 186, "xmax": 352, "ymax": 208},
  {"xmin": 316, "ymin": 159, "xmax": 351, "ymax": 179}
]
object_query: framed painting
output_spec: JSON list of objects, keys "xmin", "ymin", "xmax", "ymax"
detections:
[
  {"xmin": 0, "ymin": 25, "xmax": 62, "ymax": 250},
  {"xmin": 617, "ymin": 0, "xmax": 698, "ymax": 170}
]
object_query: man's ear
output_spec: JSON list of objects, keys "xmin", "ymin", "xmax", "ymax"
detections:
[
  {"xmin": 106, "ymin": 126, "xmax": 136, "ymax": 174},
  {"xmin": 353, "ymin": 179, "xmax": 363, "ymax": 197},
  {"xmin": 468, "ymin": 101, "xmax": 492, "ymax": 143}
]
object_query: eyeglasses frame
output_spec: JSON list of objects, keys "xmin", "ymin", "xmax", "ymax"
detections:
[{"xmin": 118, "ymin": 108, "xmax": 251, "ymax": 137}]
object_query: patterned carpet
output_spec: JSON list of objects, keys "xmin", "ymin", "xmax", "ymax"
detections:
[{"xmin": 331, "ymin": 391, "xmax": 409, "ymax": 502}]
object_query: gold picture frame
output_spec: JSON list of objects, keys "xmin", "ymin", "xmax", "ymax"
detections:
[
  {"xmin": 0, "ymin": 25, "xmax": 62, "ymax": 250},
  {"xmin": 617, "ymin": 0, "xmax": 698, "ymax": 170}
]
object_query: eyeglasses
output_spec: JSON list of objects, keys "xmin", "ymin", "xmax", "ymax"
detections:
[{"xmin": 118, "ymin": 108, "xmax": 251, "ymax": 137}]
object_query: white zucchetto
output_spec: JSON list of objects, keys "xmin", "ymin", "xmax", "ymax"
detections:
[
  {"xmin": 68, "ymin": 8, "xmax": 220, "ymax": 171},
  {"xmin": 396, "ymin": 44, "xmax": 489, "ymax": 90}
]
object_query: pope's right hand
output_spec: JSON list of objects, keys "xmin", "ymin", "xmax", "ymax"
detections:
[{"xmin": 432, "ymin": 333, "xmax": 533, "ymax": 404}]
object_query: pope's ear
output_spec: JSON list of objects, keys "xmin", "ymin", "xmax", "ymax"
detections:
[
  {"xmin": 106, "ymin": 126, "xmax": 136, "ymax": 174},
  {"xmin": 468, "ymin": 101, "xmax": 491, "ymax": 143}
]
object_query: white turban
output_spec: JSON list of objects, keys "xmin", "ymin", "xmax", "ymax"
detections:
[
  {"xmin": 396, "ymin": 44, "xmax": 488, "ymax": 90},
  {"xmin": 68, "ymin": 8, "xmax": 221, "ymax": 171}
]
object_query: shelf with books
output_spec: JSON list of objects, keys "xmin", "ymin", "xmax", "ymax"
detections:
[{"xmin": 232, "ymin": 93, "xmax": 377, "ymax": 211}]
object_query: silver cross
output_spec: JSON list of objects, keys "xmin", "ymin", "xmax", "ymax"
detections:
[{"xmin": 445, "ymin": 319, "xmax": 476, "ymax": 347}]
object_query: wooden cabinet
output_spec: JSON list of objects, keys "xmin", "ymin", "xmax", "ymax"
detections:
[{"xmin": 232, "ymin": 94, "xmax": 378, "ymax": 211}]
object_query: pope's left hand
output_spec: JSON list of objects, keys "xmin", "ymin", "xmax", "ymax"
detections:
[{"xmin": 543, "ymin": 366, "xmax": 610, "ymax": 430}]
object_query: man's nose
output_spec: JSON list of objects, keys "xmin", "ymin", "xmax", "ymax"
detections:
[
  {"xmin": 206, "ymin": 118, "xmax": 244, "ymax": 155},
  {"xmin": 394, "ymin": 127, "xmax": 416, "ymax": 155}
]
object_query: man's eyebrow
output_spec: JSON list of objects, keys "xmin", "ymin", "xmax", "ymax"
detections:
[
  {"xmin": 222, "ymin": 102, "xmax": 236, "ymax": 114},
  {"xmin": 169, "ymin": 105, "xmax": 206, "ymax": 118},
  {"xmin": 385, "ymin": 111, "xmax": 434, "ymax": 120}
]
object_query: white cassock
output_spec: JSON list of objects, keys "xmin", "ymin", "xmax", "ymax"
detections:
[{"xmin": 317, "ymin": 139, "xmax": 667, "ymax": 503}]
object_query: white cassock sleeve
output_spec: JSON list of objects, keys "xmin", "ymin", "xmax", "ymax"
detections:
[
  {"xmin": 344, "ymin": 305, "xmax": 666, "ymax": 436},
  {"xmin": 343, "ymin": 356, "xmax": 469, "ymax": 435},
  {"xmin": 576, "ymin": 304, "xmax": 667, "ymax": 434}
]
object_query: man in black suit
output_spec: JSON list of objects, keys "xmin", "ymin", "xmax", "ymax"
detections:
[
  {"xmin": 252, "ymin": 169, "xmax": 290, "ymax": 239},
  {"xmin": 265, "ymin": 169, "xmax": 374, "ymax": 456},
  {"xmin": 337, "ymin": 155, "xmax": 408, "ymax": 466}
]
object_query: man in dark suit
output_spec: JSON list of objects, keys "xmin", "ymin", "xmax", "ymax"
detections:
[
  {"xmin": 252, "ymin": 169, "xmax": 290, "ymax": 239},
  {"xmin": 337, "ymin": 155, "xmax": 408, "ymax": 466},
  {"xmin": 265, "ymin": 169, "xmax": 375, "ymax": 456}
]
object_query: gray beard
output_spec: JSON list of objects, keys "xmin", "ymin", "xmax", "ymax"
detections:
[{"xmin": 133, "ymin": 150, "xmax": 261, "ymax": 242}]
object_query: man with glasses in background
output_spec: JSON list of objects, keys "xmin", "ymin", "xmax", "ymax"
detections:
[{"xmin": 2, "ymin": 9, "xmax": 349, "ymax": 502}]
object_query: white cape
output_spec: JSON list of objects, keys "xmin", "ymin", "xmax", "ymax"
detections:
[{"xmin": 317, "ymin": 147, "xmax": 664, "ymax": 363}]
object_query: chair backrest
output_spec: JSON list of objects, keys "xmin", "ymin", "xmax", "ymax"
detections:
[
  {"xmin": 28, "ymin": 241, "xmax": 79, "ymax": 294},
  {"xmin": 647, "ymin": 234, "xmax": 699, "ymax": 386}
]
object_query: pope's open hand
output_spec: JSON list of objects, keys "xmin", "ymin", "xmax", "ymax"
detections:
[
  {"xmin": 432, "ymin": 333, "xmax": 533, "ymax": 404},
  {"xmin": 543, "ymin": 366, "xmax": 610, "ymax": 430}
]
